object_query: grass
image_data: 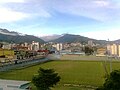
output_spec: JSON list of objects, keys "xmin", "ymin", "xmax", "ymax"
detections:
[
  {"xmin": 0, "ymin": 59, "xmax": 120, "ymax": 90},
  {"xmin": 60, "ymin": 55, "xmax": 108, "ymax": 61}
]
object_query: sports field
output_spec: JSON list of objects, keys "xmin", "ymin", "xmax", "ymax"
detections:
[{"xmin": 0, "ymin": 57, "xmax": 120, "ymax": 90}]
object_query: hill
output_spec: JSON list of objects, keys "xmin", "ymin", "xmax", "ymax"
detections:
[
  {"xmin": 0, "ymin": 28, "xmax": 45, "ymax": 43},
  {"xmin": 114, "ymin": 39, "xmax": 120, "ymax": 44},
  {"xmin": 50, "ymin": 34, "xmax": 107, "ymax": 44}
]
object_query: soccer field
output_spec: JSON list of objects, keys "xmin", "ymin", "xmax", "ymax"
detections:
[{"xmin": 0, "ymin": 60, "xmax": 120, "ymax": 90}]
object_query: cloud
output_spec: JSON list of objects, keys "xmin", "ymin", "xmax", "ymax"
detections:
[
  {"xmin": 1, "ymin": 0, "xmax": 120, "ymax": 23},
  {"xmin": 0, "ymin": 0, "xmax": 25, "ymax": 3},
  {"xmin": 93, "ymin": 0, "xmax": 110, "ymax": 7},
  {"xmin": 0, "ymin": 0, "xmax": 29, "ymax": 23},
  {"xmin": 49, "ymin": 0, "xmax": 120, "ymax": 22},
  {"xmin": 81, "ymin": 29, "xmax": 120, "ymax": 41},
  {"xmin": 0, "ymin": 0, "xmax": 51, "ymax": 19},
  {"xmin": 0, "ymin": 0, "xmax": 120, "ymax": 41},
  {"xmin": 0, "ymin": 8, "xmax": 29, "ymax": 23}
]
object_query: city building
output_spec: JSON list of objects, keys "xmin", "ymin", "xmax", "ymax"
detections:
[
  {"xmin": 96, "ymin": 47, "xmax": 106, "ymax": 56},
  {"xmin": 107, "ymin": 43, "xmax": 120, "ymax": 57},
  {"xmin": 31, "ymin": 41, "xmax": 40, "ymax": 51},
  {"xmin": 88, "ymin": 40, "xmax": 93, "ymax": 46},
  {"xmin": 52, "ymin": 43, "xmax": 63, "ymax": 51},
  {"xmin": 2, "ymin": 44, "xmax": 12, "ymax": 49}
]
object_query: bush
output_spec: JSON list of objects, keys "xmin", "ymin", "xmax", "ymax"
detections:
[{"xmin": 96, "ymin": 70, "xmax": 120, "ymax": 90}]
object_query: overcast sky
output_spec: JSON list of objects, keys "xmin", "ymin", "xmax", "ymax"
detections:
[{"xmin": 0, "ymin": 0, "xmax": 120, "ymax": 40}]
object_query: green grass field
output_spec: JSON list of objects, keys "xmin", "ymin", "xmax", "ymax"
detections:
[{"xmin": 0, "ymin": 59, "xmax": 120, "ymax": 90}]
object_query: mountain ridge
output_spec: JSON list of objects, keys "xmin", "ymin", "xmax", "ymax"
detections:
[
  {"xmin": 0, "ymin": 28, "xmax": 45, "ymax": 43},
  {"xmin": 0, "ymin": 28, "xmax": 120, "ymax": 44},
  {"xmin": 50, "ymin": 34, "xmax": 107, "ymax": 44}
]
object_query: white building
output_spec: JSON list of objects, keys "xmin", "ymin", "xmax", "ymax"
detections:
[
  {"xmin": 52, "ymin": 43, "xmax": 63, "ymax": 51},
  {"xmin": 88, "ymin": 40, "xmax": 93, "ymax": 46},
  {"xmin": 107, "ymin": 43, "xmax": 120, "ymax": 57},
  {"xmin": 2, "ymin": 44, "xmax": 11, "ymax": 49},
  {"xmin": 32, "ymin": 41, "xmax": 40, "ymax": 51},
  {"xmin": 118, "ymin": 45, "xmax": 120, "ymax": 57}
]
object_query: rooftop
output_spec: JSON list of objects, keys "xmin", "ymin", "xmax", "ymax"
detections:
[{"xmin": 0, "ymin": 79, "xmax": 30, "ymax": 90}]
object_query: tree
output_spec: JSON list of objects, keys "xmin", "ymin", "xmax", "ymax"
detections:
[
  {"xmin": 32, "ymin": 67, "xmax": 61, "ymax": 90},
  {"xmin": 83, "ymin": 46, "xmax": 94, "ymax": 55},
  {"xmin": 96, "ymin": 70, "xmax": 120, "ymax": 90},
  {"xmin": 0, "ymin": 43, "xmax": 3, "ymax": 48}
]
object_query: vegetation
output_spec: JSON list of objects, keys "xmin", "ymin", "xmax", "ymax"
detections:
[
  {"xmin": 83, "ymin": 46, "xmax": 94, "ymax": 55},
  {"xmin": 32, "ymin": 67, "xmax": 60, "ymax": 90},
  {"xmin": 0, "ymin": 43, "xmax": 3, "ymax": 48},
  {"xmin": 0, "ymin": 60, "xmax": 120, "ymax": 89},
  {"xmin": 97, "ymin": 70, "xmax": 120, "ymax": 90}
]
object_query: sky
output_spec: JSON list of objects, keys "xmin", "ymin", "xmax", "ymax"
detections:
[{"xmin": 0, "ymin": 0, "xmax": 120, "ymax": 41}]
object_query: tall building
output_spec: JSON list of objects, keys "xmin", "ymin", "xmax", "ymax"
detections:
[
  {"xmin": 107, "ymin": 43, "xmax": 120, "ymax": 57},
  {"xmin": 111, "ymin": 44, "xmax": 118, "ymax": 55},
  {"xmin": 52, "ymin": 43, "xmax": 63, "ymax": 51},
  {"xmin": 118, "ymin": 45, "xmax": 120, "ymax": 57},
  {"xmin": 57, "ymin": 43, "xmax": 63, "ymax": 51},
  {"xmin": 88, "ymin": 40, "xmax": 93, "ymax": 46},
  {"xmin": 32, "ymin": 41, "xmax": 40, "ymax": 51}
]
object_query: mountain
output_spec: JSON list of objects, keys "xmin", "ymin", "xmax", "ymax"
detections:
[
  {"xmin": 50, "ymin": 34, "xmax": 107, "ymax": 44},
  {"xmin": 0, "ymin": 28, "xmax": 45, "ymax": 43},
  {"xmin": 0, "ymin": 28, "xmax": 22, "ymax": 36},
  {"xmin": 40, "ymin": 34, "xmax": 62, "ymax": 41},
  {"xmin": 114, "ymin": 39, "xmax": 120, "ymax": 44}
]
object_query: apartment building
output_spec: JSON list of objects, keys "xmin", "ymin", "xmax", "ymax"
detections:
[
  {"xmin": 52, "ymin": 43, "xmax": 63, "ymax": 51},
  {"xmin": 96, "ymin": 47, "xmax": 106, "ymax": 56},
  {"xmin": 107, "ymin": 43, "xmax": 120, "ymax": 57},
  {"xmin": 31, "ymin": 41, "xmax": 40, "ymax": 51},
  {"xmin": 88, "ymin": 40, "xmax": 93, "ymax": 46}
]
